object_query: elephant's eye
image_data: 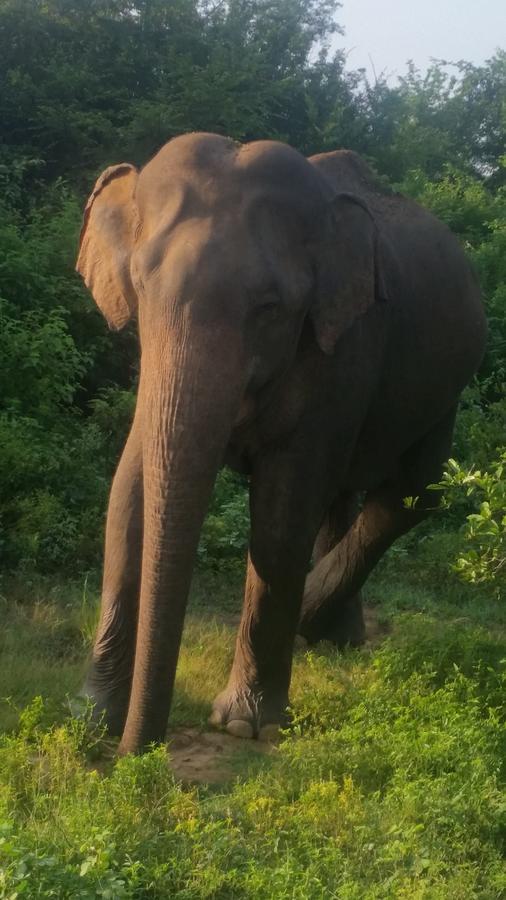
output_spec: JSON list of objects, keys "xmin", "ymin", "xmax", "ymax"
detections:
[
  {"xmin": 258, "ymin": 301, "xmax": 278, "ymax": 314},
  {"xmin": 255, "ymin": 296, "xmax": 282, "ymax": 321}
]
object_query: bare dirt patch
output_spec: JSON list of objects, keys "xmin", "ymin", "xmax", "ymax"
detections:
[
  {"xmin": 168, "ymin": 608, "xmax": 389, "ymax": 784},
  {"xmin": 167, "ymin": 727, "xmax": 274, "ymax": 784}
]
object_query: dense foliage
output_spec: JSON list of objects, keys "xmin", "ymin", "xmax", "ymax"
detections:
[{"xmin": 0, "ymin": 0, "xmax": 504, "ymax": 579}]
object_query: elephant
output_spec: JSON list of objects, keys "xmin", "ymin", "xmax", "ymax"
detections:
[{"xmin": 76, "ymin": 132, "xmax": 486, "ymax": 755}]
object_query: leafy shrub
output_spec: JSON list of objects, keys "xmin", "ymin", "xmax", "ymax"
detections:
[
  {"xmin": 0, "ymin": 183, "xmax": 139, "ymax": 574},
  {"xmin": 0, "ymin": 387, "xmax": 136, "ymax": 573},
  {"xmin": 399, "ymin": 165, "xmax": 496, "ymax": 243},
  {"xmin": 198, "ymin": 469, "xmax": 249, "ymax": 569},
  {"xmin": 452, "ymin": 386, "xmax": 506, "ymax": 470},
  {"xmin": 434, "ymin": 453, "xmax": 506, "ymax": 593},
  {"xmin": 471, "ymin": 205, "xmax": 506, "ymax": 383}
]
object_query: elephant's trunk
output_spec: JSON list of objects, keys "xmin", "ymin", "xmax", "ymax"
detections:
[{"xmin": 118, "ymin": 318, "xmax": 245, "ymax": 754}]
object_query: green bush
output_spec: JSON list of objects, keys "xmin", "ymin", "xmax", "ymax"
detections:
[
  {"xmin": 433, "ymin": 453, "xmax": 506, "ymax": 594},
  {"xmin": 0, "ymin": 389, "xmax": 135, "ymax": 572},
  {"xmin": 198, "ymin": 469, "xmax": 249, "ymax": 569}
]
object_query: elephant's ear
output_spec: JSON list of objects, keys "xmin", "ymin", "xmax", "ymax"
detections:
[
  {"xmin": 76, "ymin": 163, "xmax": 139, "ymax": 331},
  {"xmin": 310, "ymin": 192, "xmax": 392, "ymax": 355}
]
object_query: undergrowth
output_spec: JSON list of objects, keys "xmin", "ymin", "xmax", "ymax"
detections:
[{"xmin": 0, "ymin": 560, "xmax": 505, "ymax": 897}]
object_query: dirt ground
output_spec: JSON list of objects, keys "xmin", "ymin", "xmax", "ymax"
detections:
[
  {"xmin": 167, "ymin": 726, "xmax": 274, "ymax": 783},
  {"xmin": 167, "ymin": 605, "xmax": 389, "ymax": 784}
]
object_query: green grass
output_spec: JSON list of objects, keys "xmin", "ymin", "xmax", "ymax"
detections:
[{"xmin": 0, "ymin": 559, "xmax": 505, "ymax": 898}]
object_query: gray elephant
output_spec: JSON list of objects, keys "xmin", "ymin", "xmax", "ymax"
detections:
[{"xmin": 76, "ymin": 133, "xmax": 486, "ymax": 754}]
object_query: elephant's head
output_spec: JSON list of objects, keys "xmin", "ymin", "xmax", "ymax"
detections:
[{"xmin": 76, "ymin": 133, "xmax": 391, "ymax": 753}]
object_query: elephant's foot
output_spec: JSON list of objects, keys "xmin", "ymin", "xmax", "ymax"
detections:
[
  {"xmin": 299, "ymin": 592, "xmax": 366, "ymax": 647},
  {"xmin": 209, "ymin": 683, "xmax": 288, "ymax": 741}
]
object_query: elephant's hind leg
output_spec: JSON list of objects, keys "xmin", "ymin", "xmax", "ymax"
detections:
[
  {"xmin": 80, "ymin": 417, "xmax": 143, "ymax": 735},
  {"xmin": 299, "ymin": 407, "xmax": 457, "ymax": 644},
  {"xmin": 309, "ymin": 493, "xmax": 366, "ymax": 647}
]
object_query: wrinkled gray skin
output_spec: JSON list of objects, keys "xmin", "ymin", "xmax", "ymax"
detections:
[{"xmin": 76, "ymin": 133, "xmax": 486, "ymax": 754}]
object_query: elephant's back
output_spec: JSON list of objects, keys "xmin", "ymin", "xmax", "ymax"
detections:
[
  {"xmin": 310, "ymin": 149, "xmax": 486, "ymax": 480},
  {"xmin": 374, "ymin": 191, "xmax": 485, "ymax": 451},
  {"xmin": 310, "ymin": 148, "xmax": 486, "ymax": 379},
  {"xmin": 310, "ymin": 148, "xmax": 469, "ymax": 271}
]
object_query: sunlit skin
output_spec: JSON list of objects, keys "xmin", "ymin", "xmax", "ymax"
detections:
[{"xmin": 76, "ymin": 132, "xmax": 486, "ymax": 755}]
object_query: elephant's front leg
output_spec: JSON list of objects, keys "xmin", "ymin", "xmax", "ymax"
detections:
[
  {"xmin": 210, "ymin": 553, "xmax": 307, "ymax": 738},
  {"xmin": 80, "ymin": 417, "xmax": 143, "ymax": 735},
  {"xmin": 210, "ymin": 453, "xmax": 323, "ymax": 739}
]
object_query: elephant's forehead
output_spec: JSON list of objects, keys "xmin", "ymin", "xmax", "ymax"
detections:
[
  {"xmin": 235, "ymin": 140, "xmax": 322, "ymax": 192},
  {"xmin": 141, "ymin": 133, "xmax": 236, "ymax": 185},
  {"xmin": 143, "ymin": 132, "xmax": 311, "ymax": 178},
  {"xmin": 138, "ymin": 132, "xmax": 326, "ymax": 215}
]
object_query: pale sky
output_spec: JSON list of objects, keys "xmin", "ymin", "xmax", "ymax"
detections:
[{"xmin": 335, "ymin": 0, "xmax": 505, "ymax": 80}]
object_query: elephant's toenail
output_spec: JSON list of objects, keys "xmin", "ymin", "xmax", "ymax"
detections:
[
  {"xmin": 226, "ymin": 719, "xmax": 254, "ymax": 739},
  {"xmin": 208, "ymin": 710, "xmax": 223, "ymax": 727}
]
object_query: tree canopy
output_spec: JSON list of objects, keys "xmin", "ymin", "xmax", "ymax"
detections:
[{"xmin": 0, "ymin": 0, "xmax": 504, "ymax": 572}]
